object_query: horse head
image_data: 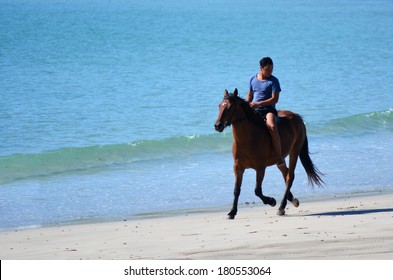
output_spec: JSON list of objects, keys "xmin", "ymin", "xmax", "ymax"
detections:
[{"xmin": 214, "ymin": 88, "xmax": 239, "ymax": 132}]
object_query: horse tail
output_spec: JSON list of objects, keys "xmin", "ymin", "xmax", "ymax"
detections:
[{"xmin": 299, "ymin": 135, "xmax": 325, "ymax": 187}]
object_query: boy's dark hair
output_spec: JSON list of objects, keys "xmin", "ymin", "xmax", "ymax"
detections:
[{"xmin": 260, "ymin": 57, "xmax": 273, "ymax": 67}]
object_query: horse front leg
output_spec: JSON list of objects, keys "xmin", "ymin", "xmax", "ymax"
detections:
[
  {"xmin": 228, "ymin": 162, "xmax": 244, "ymax": 219},
  {"xmin": 254, "ymin": 167, "xmax": 276, "ymax": 207}
]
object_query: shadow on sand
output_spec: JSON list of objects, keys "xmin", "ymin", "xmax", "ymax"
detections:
[{"xmin": 306, "ymin": 208, "xmax": 393, "ymax": 217}]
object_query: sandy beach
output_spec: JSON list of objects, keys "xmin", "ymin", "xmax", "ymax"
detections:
[{"xmin": 1, "ymin": 192, "xmax": 392, "ymax": 260}]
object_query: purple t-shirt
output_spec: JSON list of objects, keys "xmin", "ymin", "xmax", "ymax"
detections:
[{"xmin": 249, "ymin": 74, "xmax": 281, "ymax": 108}]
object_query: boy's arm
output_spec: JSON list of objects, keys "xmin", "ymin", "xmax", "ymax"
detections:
[
  {"xmin": 245, "ymin": 89, "xmax": 253, "ymax": 103},
  {"xmin": 250, "ymin": 92, "xmax": 280, "ymax": 108}
]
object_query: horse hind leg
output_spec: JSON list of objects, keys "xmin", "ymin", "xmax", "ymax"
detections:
[
  {"xmin": 254, "ymin": 168, "xmax": 276, "ymax": 207},
  {"xmin": 276, "ymin": 161, "xmax": 299, "ymax": 207},
  {"xmin": 286, "ymin": 191, "xmax": 300, "ymax": 207},
  {"xmin": 277, "ymin": 153, "xmax": 300, "ymax": 216}
]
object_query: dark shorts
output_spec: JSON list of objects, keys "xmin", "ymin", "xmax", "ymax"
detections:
[{"xmin": 255, "ymin": 106, "xmax": 278, "ymax": 119}]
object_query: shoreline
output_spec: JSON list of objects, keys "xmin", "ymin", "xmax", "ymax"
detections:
[
  {"xmin": 2, "ymin": 189, "xmax": 391, "ymax": 233},
  {"xmin": 1, "ymin": 192, "xmax": 392, "ymax": 259}
]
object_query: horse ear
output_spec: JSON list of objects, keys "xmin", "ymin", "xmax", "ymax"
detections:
[
  {"xmin": 234, "ymin": 88, "xmax": 238, "ymax": 96},
  {"xmin": 224, "ymin": 89, "xmax": 229, "ymax": 97}
]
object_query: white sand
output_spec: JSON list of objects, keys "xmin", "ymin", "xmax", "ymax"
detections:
[{"xmin": 1, "ymin": 193, "xmax": 392, "ymax": 260}]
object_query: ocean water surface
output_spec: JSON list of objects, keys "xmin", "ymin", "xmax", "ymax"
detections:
[{"xmin": 1, "ymin": 0, "xmax": 393, "ymax": 230}]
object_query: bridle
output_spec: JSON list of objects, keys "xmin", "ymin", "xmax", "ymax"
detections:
[{"xmin": 223, "ymin": 97, "xmax": 247, "ymax": 127}]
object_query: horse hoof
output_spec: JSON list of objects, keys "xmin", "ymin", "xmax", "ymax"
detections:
[
  {"xmin": 270, "ymin": 198, "xmax": 276, "ymax": 207},
  {"xmin": 277, "ymin": 209, "xmax": 285, "ymax": 216},
  {"xmin": 227, "ymin": 211, "xmax": 236, "ymax": 219},
  {"xmin": 292, "ymin": 198, "xmax": 300, "ymax": 207}
]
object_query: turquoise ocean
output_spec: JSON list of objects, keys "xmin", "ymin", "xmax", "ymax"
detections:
[{"xmin": 1, "ymin": 0, "xmax": 392, "ymax": 230}]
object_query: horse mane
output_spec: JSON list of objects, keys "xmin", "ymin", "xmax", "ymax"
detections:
[{"xmin": 225, "ymin": 94, "xmax": 266, "ymax": 125}]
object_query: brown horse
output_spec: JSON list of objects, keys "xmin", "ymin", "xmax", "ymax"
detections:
[{"xmin": 214, "ymin": 89, "xmax": 324, "ymax": 218}]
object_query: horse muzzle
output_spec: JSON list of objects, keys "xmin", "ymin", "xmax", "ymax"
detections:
[{"xmin": 214, "ymin": 121, "xmax": 228, "ymax": 132}]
